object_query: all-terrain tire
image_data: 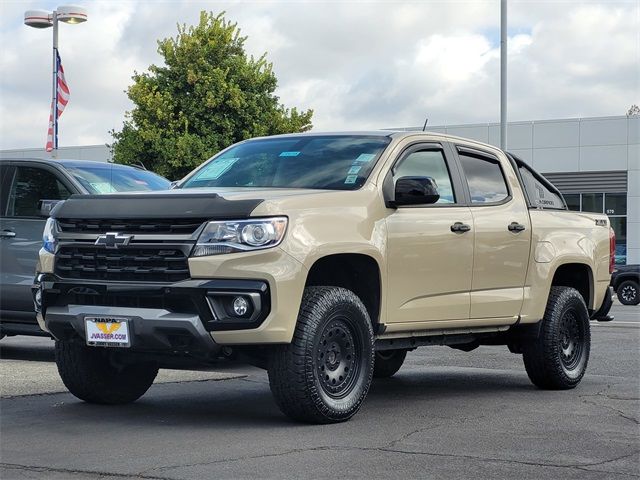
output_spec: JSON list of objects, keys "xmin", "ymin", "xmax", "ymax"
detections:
[
  {"xmin": 522, "ymin": 286, "xmax": 590, "ymax": 390},
  {"xmin": 617, "ymin": 280, "xmax": 640, "ymax": 306},
  {"xmin": 55, "ymin": 340, "xmax": 158, "ymax": 404},
  {"xmin": 268, "ymin": 286, "xmax": 375, "ymax": 424},
  {"xmin": 373, "ymin": 349, "xmax": 407, "ymax": 378}
]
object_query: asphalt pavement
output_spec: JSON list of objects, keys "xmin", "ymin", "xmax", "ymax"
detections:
[{"xmin": 1, "ymin": 304, "xmax": 638, "ymax": 479}]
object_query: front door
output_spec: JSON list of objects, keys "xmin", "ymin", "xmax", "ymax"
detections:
[
  {"xmin": 386, "ymin": 143, "xmax": 474, "ymax": 326},
  {"xmin": 455, "ymin": 146, "xmax": 532, "ymax": 320}
]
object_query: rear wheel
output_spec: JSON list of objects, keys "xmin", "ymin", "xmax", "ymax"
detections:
[
  {"xmin": 617, "ymin": 280, "xmax": 639, "ymax": 305},
  {"xmin": 522, "ymin": 287, "xmax": 590, "ymax": 389},
  {"xmin": 268, "ymin": 286, "xmax": 375, "ymax": 424},
  {"xmin": 373, "ymin": 349, "xmax": 407, "ymax": 378},
  {"xmin": 55, "ymin": 340, "xmax": 158, "ymax": 404}
]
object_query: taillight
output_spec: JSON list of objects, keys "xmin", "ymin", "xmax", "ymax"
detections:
[{"xmin": 609, "ymin": 226, "xmax": 616, "ymax": 274}]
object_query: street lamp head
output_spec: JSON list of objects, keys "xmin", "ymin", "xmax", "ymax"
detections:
[
  {"xmin": 56, "ymin": 5, "xmax": 88, "ymax": 24},
  {"xmin": 24, "ymin": 10, "xmax": 53, "ymax": 28}
]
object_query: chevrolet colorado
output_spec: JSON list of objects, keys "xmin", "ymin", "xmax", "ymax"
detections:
[{"xmin": 33, "ymin": 132, "xmax": 615, "ymax": 423}]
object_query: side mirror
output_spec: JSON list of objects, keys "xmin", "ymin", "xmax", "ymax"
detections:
[
  {"xmin": 392, "ymin": 176, "xmax": 440, "ymax": 207},
  {"xmin": 38, "ymin": 199, "xmax": 63, "ymax": 217}
]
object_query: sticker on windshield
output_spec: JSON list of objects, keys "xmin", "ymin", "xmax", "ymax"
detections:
[
  {"xmin": 347, "ymin": 165, "xmax": 362, "ymax": 175},
  {"xmin": 89, "ymin": 182, "xmax": 116, "ymax": 194},
  {"xmin": 354, "ymin": 153, "xmax": 376, "ymax": 164},
  {"xmin": 195, "ymin": 158, "xmax": 239, "ymax": 180},
  {"xmin": 279, "ymin": 151, "xmax": 300, "ymax": 157},
  {"xmin": 344, "ymin": 175, "xmax": 358, "ymax": 184}
]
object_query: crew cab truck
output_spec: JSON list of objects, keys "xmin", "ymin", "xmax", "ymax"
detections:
[{"xmin": 34, "ymin": 132, "xmax": 615, "ymax": 424}]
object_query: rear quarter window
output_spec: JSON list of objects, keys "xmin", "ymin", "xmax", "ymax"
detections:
[{"xmin": 518, "ymin": 165, "xmax": 566, "ymax": 210}]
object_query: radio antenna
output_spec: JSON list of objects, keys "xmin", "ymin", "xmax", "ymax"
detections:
[{"xmin": 422, "ymin": 117, "xmax": 429, "ymax": 132}]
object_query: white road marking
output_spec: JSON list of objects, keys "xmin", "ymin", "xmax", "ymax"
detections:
[{"xmin": 592, "ymin": 321, "xmax": 639, "ymax": 326}]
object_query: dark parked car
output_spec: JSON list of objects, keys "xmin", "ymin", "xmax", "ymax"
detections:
[
  {"xmin": 611, "ymin": 265, "xmax": 640, "ymax": 305},
  {"xmin": 0, "ymin": 158, "xmax": 171, "ymax": 336}
]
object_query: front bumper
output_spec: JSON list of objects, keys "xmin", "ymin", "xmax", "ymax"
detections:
[
  {"xmin": 35, "ymin": 275, "xmax": 272, "ymax": 353},
  {"xmin": 45, "ymin": 304, "xmax": 220, "ymax": 354}
]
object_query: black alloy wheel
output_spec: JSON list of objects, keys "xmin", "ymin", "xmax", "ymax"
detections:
[
  {"xmin": 558, "ymin": 308, "xmax": 586, "ymax": 373},
  {"xmin": 316, "ymin": 318, "xmax": 361, "ymax": 399}
]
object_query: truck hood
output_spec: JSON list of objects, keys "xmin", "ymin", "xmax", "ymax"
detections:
[{"xmin": 52, "ymin": 187, "xmax": 336, "ymax": 219}]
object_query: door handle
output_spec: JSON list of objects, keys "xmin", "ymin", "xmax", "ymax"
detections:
[
  {"xmin": 0, "ymin": 230, "xmax": 16, "ymax": 238},
  {"xmin": 451, "ymin": 222, "xmax": 471, "ymax": 233},
  {"xmin": 508, "ymin": 222, "xmax": 526, "ymax": 233}
]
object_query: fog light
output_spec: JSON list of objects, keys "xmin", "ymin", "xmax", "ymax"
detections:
[{"xmin": 232, "ymin": 296, "xmax": 249, "ymax": 316}]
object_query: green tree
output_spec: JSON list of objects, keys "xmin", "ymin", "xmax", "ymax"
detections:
[{"xmin": 110, "ymin": 11, "xmax": 313, "ymax": 179}]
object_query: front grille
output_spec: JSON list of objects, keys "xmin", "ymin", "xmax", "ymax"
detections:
[
  {"xmin": 55, "ymin": 245, "xmax": 190, "ymax": 282},
  {"xmin": 57, "ymin": 218, "xmax": 206, "ymax": 235}
]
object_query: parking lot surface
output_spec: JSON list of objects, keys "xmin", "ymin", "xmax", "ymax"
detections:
[{"xmin": 1, "ymin": 304, "xmax": 638, "ymax": 479}]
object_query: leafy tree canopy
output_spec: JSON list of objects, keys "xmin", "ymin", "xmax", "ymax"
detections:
[{"xmin": 110, "ymin": 11, "xmax": 313, "ymax": 179}]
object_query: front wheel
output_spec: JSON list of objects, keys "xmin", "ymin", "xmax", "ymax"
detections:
[
  {"xmin": 617, "ymin": 280, "xmax": 640, "ymax": 305},
  {"xmin": 268, "ymin": 286, "xmax": 375, "ymax": 424},
  {"xmin": 55, "ymin": 340, "xmax": 158, "ymax": 404},
  {"xmin": 522, "ymin": 287, "xmax": 590, "ymax": 390}
]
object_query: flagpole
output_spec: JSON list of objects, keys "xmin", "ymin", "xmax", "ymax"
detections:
[{"xmin": 52, "ymin": 10, "xmax": 59, "ymax": 157}]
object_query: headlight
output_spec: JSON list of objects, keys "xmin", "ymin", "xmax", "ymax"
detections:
[
  {"xmin": 42, "ymin": 218, "xmax": 58, "ymax": 254},
  {"xmin": 191, "ymin": 217, "xmax": 288, "ymax": 257}
]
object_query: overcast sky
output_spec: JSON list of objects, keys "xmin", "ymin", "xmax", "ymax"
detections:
[{"xmin": 0, "ymin": 0, "xmax": 638, "ymax": 150}]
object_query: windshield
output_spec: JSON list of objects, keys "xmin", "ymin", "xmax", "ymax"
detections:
[
  {"xmin": 181, "ymin": 135, "xmax": 391, "ymax": 190},
  {"xmin": 64, "ymin": 165, "xmax": 170, "ymax": 194}
]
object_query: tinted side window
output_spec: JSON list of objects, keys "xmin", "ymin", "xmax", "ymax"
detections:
[
  {"xmin": 393, "ymin": 150, "xmax": 455, "ymax": 204},
  {"xmin": 459, "ymin": 153, "xmax": 509, "ymax": 204},
  {"xmin": 518, "ymin": 165, "xmax": 566, "ymax": 209},
  {"xmin": 0, "ymin": 164, "xmax": 14, "ymax": 216},
  {"xmin": 7, "ymin": 166, "xmax": 72, "ymax": 217}
]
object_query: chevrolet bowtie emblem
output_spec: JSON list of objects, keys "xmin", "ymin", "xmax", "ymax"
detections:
[{"xmin": 95, "ymin": 232, "xmax": 133, "ymax": 249}]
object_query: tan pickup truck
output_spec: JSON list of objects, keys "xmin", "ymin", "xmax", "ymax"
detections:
[{"xmin": 34, "ymin": 131, "xmax": 615, "ymax": 423}]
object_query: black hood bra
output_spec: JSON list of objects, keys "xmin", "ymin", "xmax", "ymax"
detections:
[{"xmin": 51, "ymin": 192, "xmax": 263, "ymax": 220}]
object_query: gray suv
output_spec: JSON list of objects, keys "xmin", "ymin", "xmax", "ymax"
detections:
[{"xmin": 0, "ymin": 158, "xmax": 170, "ymax": 337}]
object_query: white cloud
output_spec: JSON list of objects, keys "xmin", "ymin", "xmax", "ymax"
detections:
[{"xmin": 0, "ymin": 0, "xmax": 637, "ymax": 149}]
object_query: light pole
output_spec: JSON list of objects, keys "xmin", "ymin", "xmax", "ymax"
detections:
[
  {"xmin": 500, "ymin": 0, "xmax": 507, "ymax": 150},
  {"xmin": 24, "ymin": 5, "xmax": 87, "ymax": 156}
]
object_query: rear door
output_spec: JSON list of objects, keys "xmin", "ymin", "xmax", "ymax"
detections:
[
  {"xmin": 454, "ymin": 145, "xmax": 532, "ymax": 320},
  {"xmin": 0, "ymin": 163, "xmax": 74, "ymax": 321}
]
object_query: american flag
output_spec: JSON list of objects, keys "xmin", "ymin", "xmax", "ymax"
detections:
[{"xmin": 45, "ymin": 50, "xmax": 70, "ymax": 152}]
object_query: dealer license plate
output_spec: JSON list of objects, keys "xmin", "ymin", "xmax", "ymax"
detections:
[{"xmin": 85, "ymin": 317, "xmax": 131, "ymax": 348}]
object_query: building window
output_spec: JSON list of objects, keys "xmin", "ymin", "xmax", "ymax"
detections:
[
  {"xmin": 564, "ymin": 194, "xmax": 580, "ymax": 211},
  {"xmin": 605, "ymin": 193, "xmax": 627, "ymax": 216},
  {"xmin": 581, "ymin": 193, "xmax": 603, "ymax": 213}
]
